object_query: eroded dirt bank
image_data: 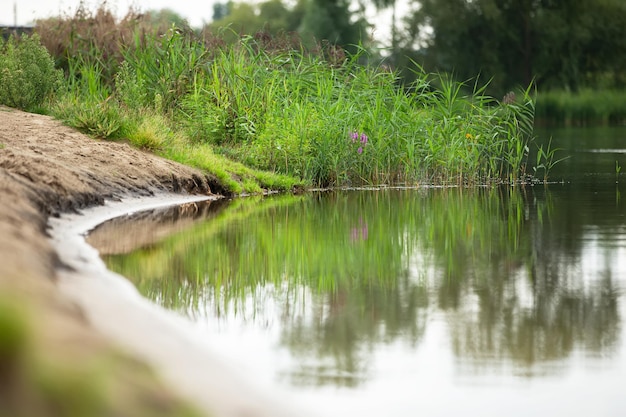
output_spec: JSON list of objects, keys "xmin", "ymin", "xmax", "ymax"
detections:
[{"xmin": 0, "ymin": 107, "xmax": 297, "ymax": 416}]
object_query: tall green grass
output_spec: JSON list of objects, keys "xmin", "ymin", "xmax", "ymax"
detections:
[
  {"xmin": 77, "ymin": 29, "xmax": 542, "ymax": 187},
  {"xmin": 28, "ymin": 8, "xmax": 551, "ymax": 191}
]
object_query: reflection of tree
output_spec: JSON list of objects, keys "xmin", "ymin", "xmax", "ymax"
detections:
[
  {"xmin": 449, "ymin": 270, "xmax": 619, "ymax": 373},
  {"xmin": 279, "ymin": 281, "xmax": 429, "ymax": 387},
  {"xmin": 446, "ymin": 187, "xmax": 621, "ymax": 373}
]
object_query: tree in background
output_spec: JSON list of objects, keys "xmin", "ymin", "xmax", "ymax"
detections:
[
  {"xmin": 401, "ymin": 0, "xmax": 626, "ymax": 95},
  {"xmin": 206, "ymin": 0, "xmax": 301, "ymax": 42},
  {"xmin": 213, "ymin": 2, "xmax": 231, "ymax": 21},
  {"xmin": 370, "ymin": 0, "xmax": 398, "ymax": 65},
  {"xmin": 146, "ymin": 8, "xmax": 190, "ymax": 29},
  {"xmin": 207, "ymin": 0, "xmax": 367, "ymax": 54},
  {"xmin": 299, "ymin": 0, "xmax": 367, "ymax": 53}
]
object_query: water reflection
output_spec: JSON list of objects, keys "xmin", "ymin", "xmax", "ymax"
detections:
[{"xmin": 99, "ymin": 185, "xmax": 624, "ymax": 391}]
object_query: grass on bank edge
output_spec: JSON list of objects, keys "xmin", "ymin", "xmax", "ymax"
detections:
[
  {"xmin": 51, "ymin": 95, "xmax": 305, "ymax": 196},
  {"xmin": 3, "ymin": 30, "xmax": 546, "ymax": 192}
]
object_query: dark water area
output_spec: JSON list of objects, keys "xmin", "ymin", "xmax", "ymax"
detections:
[
  {"xmin": 539, "ymin": 125, "xmax": 626, "ymax": 184},
  {"xmin": 93, "ymin": 126, "xmax": 626, "ymax": 417}
]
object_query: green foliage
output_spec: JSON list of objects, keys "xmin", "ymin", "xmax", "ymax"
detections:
[
  {"xmin": 163, "ymin": 143, "xmax": 302, "ymax": 194},
  {"xmin": 53, "ymin": 95, "xmax": 123, "ymax": 139},
  {"xmin": 34, "ymin": 2, "xmax": 178, "ymax": 83},
  {"xmin": 0, "ymin": 34, "xmax": 62, "ymax": 111},
  {"xmin": 533, "ymin": 138, "xmax": 568, "ymax": 183},
  {"xmin": 207, "ymin": 2, "xmax": 273, "ymax": 42},
  {"xmin": 114, "ymin": 61, "xmax": 148, "ymax": 111},
  {"xmin": 299, "ymin": 0, "xmax": 367, "ymax": 53},
  {"xmin": 124, "ymin": 112, "xmax": 175, "ymax": 151},
  {"xmin": 171, "ymin": 37, "xmax": 542, "ymax": 187},
  {"xmin": 405, "ymin": 0, "xmax": 626, "ymax": 95},
  {"xmin": 53, "ymin": 26, "xmax": 542, "ymax": 188},
  {"xmin": 30, "ymin": 1, "xmax": 545, "ymax": 193},
  {"xmin": 206, "ymin": 0, "xmax": 351, "ymax": 49},
  {"xmin": 145, "ymin": 8, "xmax": 190, "ymax": 28}
]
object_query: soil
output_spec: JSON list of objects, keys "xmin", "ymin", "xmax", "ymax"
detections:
[{"xmin": 0, "ymin": 106, "xmax": 221, "ymax": 416}]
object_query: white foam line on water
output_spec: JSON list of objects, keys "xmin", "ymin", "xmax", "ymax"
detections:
[
  {"xmin": 584, "ymin": 149, "xmax": 626, "ymax": 154},
  {"xmin": 48, "ymin": 193, "xmax": 313, "ymax": 417}
]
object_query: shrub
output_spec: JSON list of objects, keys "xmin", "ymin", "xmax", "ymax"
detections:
[{"xmin": 0, "ymin": 34, "xmax": 62, "ymax": 111}]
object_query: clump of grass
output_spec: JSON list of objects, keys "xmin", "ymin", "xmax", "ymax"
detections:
[
  {"xmin": 532, "ymin": 137, "xmax": 568, "ymax": 183},
  {"xmin": 0, "ymin": 34, "xmax": 62, "ymax": 112},
  {"xmin": 124, "ymin": 111, "xmax": 174, "ymax": 151},
  {"xmin": 160, "ymin": 34, "xmax": 540, "ymax": 187},
  {"xmin": 164, "ymin": 144, "xmax": 303, "ymax": 195}
]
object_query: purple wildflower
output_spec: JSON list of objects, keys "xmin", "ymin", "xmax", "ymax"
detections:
[{"xmin": 349, "ymin": 130, "xmax": 368, "ymax": 154}]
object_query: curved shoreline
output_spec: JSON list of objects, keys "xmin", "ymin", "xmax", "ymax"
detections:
[
  {"xmin": 0, "ymin": 108, "xmax": 308, "ymax": 416},
  {"xmin": 48, "ymin": 194, "xmax": 309, "ymax": 417}
]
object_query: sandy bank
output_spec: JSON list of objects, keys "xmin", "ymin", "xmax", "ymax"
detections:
[{"xmin": 0, "ymin": 107, "xmax": 304, "ymax": 416}]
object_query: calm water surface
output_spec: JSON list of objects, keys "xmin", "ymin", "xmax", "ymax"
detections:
[{"xmin": 95, "ymin": 126, "xmax": 626, "ymax": 416}]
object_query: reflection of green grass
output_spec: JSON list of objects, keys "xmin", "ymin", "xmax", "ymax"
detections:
[
  {"xmin": 103, "ymin": 188, "xmax": 621, "ymax": 375},
  {"xmin": 102, "ymin": 188, "xmax": 550, "ymax": 379},
  {"xmin": 105, "ymin": 188, "xmax": 541, "ymax": 310}
]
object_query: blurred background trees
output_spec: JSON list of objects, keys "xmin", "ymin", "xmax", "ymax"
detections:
[
  {"xmin": 202, "ymin": 0, "xmax": 626, "ymax": 95},
  {"xmin": 205, "ymin": 0, "xmax": 367, "ymax": 54},
  {"xmin": 401, "ymin": 0, "xmax": 626, "ymax": 94},
  {"xmin": 32, "ymin": 0, "xmax": 626, "ymax": 97}
]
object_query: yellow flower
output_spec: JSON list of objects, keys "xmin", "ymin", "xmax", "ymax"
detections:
[{"xmin": 465, "ymin": 133, "xmax": 473, "ymax": 140}]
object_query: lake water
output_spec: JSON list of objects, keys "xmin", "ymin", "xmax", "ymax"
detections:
[{"xmin": 93, "ymin": 126, "xmax": 626, "ymax": 416}]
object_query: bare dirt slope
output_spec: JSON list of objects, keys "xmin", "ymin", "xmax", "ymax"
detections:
[{"xmin": 0, "ymin": 106, "xmax": 217, "ymax": 416}]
